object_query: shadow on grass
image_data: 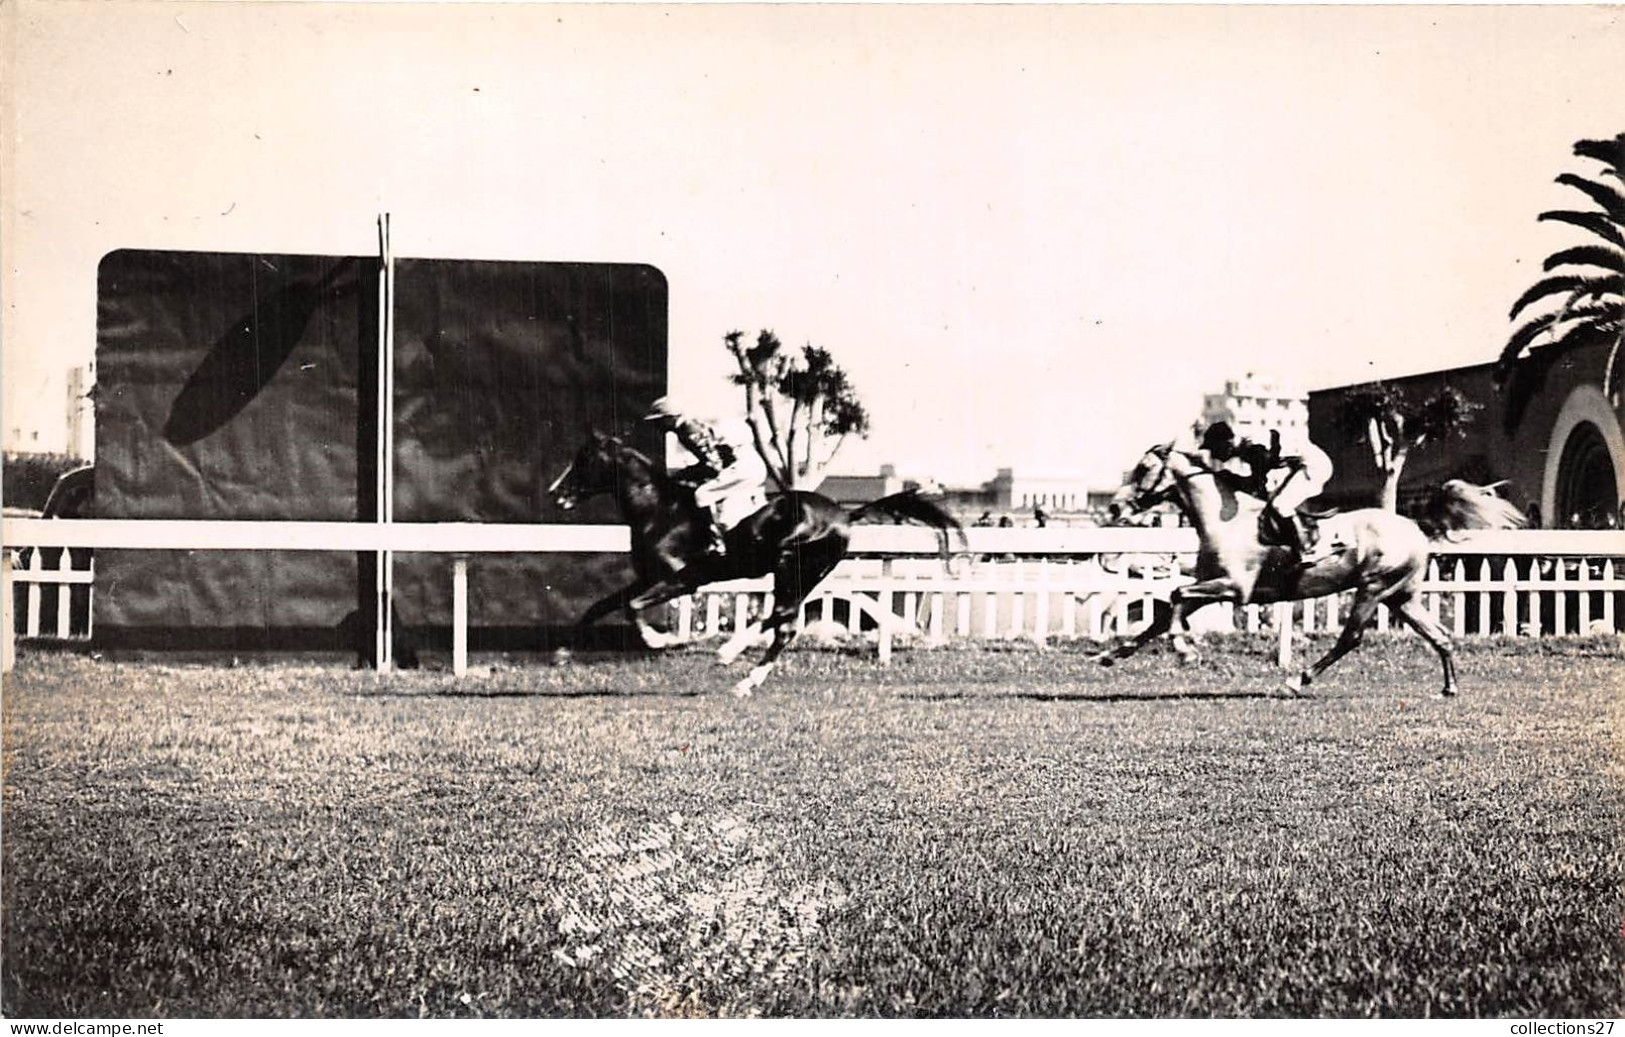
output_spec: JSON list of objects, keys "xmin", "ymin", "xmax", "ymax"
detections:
[
  {"xmin": 899, "ymin": 689, "xmax": 1282, "ymax": 703},
  {"xmin": 351, "ymin": 683, "xmax": 712, "ymax": 701}
]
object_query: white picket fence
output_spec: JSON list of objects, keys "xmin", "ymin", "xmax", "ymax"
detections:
[
  {"xmin": 6, "ymin": 523, "xmax": 1624, "ymax": 671},
  {"xmin": 665, "ymin": 545, "xmax": 1625, "ymax": 658},
  {"xmin": 8, "ymin": 548, "xmax": 95, "ymax": 642}
]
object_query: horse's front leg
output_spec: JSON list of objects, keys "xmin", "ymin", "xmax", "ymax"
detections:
[
  {"xmin": 1165, "ymin": 578, "xmax": 1241, "ymax": 664},
  {"xmin": 1095, "ymin": 597, "xmax": 1178, "ymax": 666},
  {"xmin": 716, "ymin": 616, "xmax": 769, "ymax": 666},
  {"xmin": 1097, "ymin": 577, "xmax": 1237, "ymax": 667}
]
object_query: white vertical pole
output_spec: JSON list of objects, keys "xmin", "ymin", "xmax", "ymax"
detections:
[
  {"xmin": 1604, "ymin": 561, "xmax": 1616, "ymax": 631},
  {"xmin": 55, "ymin": 555, "xmax": 71, "ymax": 637},
  {"xmin": 2, "ymin": 550, "xmax": 14, "ymax": 674},
  {"xmin": 452, "ymin": 555, "xmax": 468, "ymax": 677},
  {"xmin": 375, "ymin": 213, "xmax": 396, "ymax": 672},
  {"xmin": 1276, "ymin": 601, "xmax": 1292, "ymax": 668},
  {"xmin": 877, "ymin": 593, "xmax": 893, "ymax": 664},
  {"xmin": 1502, "ymin": 557, "xmax": 1518, "ymax": 634}
]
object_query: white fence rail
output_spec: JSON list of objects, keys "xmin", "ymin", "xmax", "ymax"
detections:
[
  {"xmin": 669, "ymin": 549, "xmax": 1625, "ymax": 666},
  {"xmin": 5, "ymin": 520, "xmax": 1623, "ymax": 675}
]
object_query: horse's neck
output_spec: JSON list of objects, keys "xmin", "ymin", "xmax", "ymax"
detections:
[
  {"xmin": 610, "ymin": 452, "xmax": 667, "ymax": 523},
  {"xmin": 1171, "ymin": 458, "xmax": 1258, "ymax": 535},
  {"xmin": 613, "ymin": 450, "xmax": 695, "ymax": 528}
]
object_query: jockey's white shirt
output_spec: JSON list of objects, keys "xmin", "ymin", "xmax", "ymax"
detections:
[
  {"xmin": 691, "ymin": 418, "xmax": 769, "ymax": 526},
  {"xmin": 1268, "ymin": 436, "xmax": 1333, "ymax": 510}
]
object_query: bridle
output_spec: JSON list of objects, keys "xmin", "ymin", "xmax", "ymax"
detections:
[
  {"xmin": 1113, "ymin": 445, "xmax": 1223, "ymax": 520},
  {"xmin": 549, "ymin": 437, "xmax": 624, "ymax": 510}
]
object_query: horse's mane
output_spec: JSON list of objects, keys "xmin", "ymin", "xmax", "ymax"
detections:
[
  {"xmin": 597, "ymin": 434, "xmax": 696, "ymax": 504},
  {"xmin": 601, "ymin": 436, "xmax": 656, "ymax": 472}
]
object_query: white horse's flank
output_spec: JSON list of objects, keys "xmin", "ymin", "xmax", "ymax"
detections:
[{"xmin": 1101, "ymin": 445, "xmax": 1526, "ymax": 696}]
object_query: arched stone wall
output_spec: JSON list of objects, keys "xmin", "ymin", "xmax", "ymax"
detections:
[{"xmin": 1541, "ymin": 384, "xmax": 1625, "ymax": 529}]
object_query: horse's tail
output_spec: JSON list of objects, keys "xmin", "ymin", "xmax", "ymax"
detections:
[
  {"xmin": 848, "ymin": 491, "xmax": 968, "ymax": 570},
  {"xmin": 1421, "ymin": 479, "xmax": 1529, "ymax": 540}
]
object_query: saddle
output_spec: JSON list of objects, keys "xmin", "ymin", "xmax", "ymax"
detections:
[
  {"xmin": 1255, "ymin": 507, "xmax": 1302, "ymax": 551},
  {"xmin": 1256, "ymin": 498, "xmax": 1343, "ymax": 553}
]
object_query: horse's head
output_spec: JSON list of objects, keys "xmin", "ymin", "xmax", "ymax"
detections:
[
  {"xmin": 1107, "ymin": 443, "xmax": 1181, "ymax": 524},
  {"xmin": 548, "ymin": 431, "xmax": 625, "ymax": 511}
]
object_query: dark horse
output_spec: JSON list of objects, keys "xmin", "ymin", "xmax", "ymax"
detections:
[{"xmin": 549, "ymin": 431, "xmax": 965, "ymax": 695}]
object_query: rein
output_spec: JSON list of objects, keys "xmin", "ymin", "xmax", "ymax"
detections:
[{"xmin": 1129, "ymin": 449, "xmax": 1220, "ymax": 512}]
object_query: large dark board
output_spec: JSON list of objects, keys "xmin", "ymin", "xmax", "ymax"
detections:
[{"xmin": 94, "ymin": 249, "xmax": 667, "ymax": 652}]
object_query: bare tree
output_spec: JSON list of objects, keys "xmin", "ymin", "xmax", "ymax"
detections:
[
  {"xmin": 1335, "ymin": 383, "xmax": 1480, "ymax": 511},
  {"xmin": 725, "ymin": 330, "xmax": 870, "ymax": 491}
]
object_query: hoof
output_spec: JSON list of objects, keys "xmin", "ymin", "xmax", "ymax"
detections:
[
  {"xmin": 638, "ymin": 628, "xmax": 675, "ymax": 650},
  {"xmin": 551, "ymin": 648, "xmax": 573, "ymax": 666},
  {"xmin": 731, "ymin": 664, "xmax": 772, "ymax": 698},
  {"xmin": 1276, "ymin": 680, "xmax": 1304, "ymax": 698},
  {"xmin": 1174, "ymin": 649, "xmax": 1201, "ymax": 667},
  {"xmin": 1437, "ymin": 687, "xmax": 1458, "ymax": 699},
  {"xmin": 1095, "ymin": 651, "xmax": 1116, "ymax": 668}
]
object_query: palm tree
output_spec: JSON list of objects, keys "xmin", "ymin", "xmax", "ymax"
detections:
[{"xmin": 1496, "ymin": 133, "xmax": 1625, "ymax": 428}]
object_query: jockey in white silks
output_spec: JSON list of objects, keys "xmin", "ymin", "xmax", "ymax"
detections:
[
  {"xmin": 643, "ymin": 397, "xmax": 769, "ymax": 559},
  {"xmin": 1200, "ymin": 421, "xmax": 1335, "ymax": 562}
]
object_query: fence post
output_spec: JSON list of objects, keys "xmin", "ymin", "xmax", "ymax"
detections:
[
  {"xmin": 1275, "ymin": 601, "xmax": 1292, "ymax": 668},
  {"xmin": 452, "ymin": 554, "xmax": 469, "ymax": 677},
  {"xmin": 877, "ymin": 596, "xmax": 893, "ymax": 664},
  {"xmin": 2, "ymin": 550, "xmax": 14, "ymax": 674}
]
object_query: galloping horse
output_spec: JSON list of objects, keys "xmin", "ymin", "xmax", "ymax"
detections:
[
  {"xmin": 549, "ymin": 431, "xmax": 965, "ymax": 695},
  {"xmin": 1102, "ymin": 443, "xmax": 1527, "ymax": 696}
]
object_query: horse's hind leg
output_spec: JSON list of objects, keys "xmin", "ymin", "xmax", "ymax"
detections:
[
  {"xmin": 732, "ymin": 538, "xmax": 846, "ymax": 697},
  {"xmin": 1387, "ymin": 594, "xmax": 1458, "ymax": 697},
  {"xmin": 577, "ymin": 579, "xmax": 677, "ymax": 649},
  {"xmin": 731, "ymin": 624, "xmax": 796, "ymax": 698},
  {"xmin": 1289, "ymin": 591, "xmax": 1382, "ymax": 696}
]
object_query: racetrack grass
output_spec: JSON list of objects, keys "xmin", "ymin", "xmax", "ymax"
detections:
[{"xmin": 3, "ymin": 636, "xmax": 1622, "ymax": 1018}]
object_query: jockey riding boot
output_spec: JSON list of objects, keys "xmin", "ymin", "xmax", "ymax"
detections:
[
  {"xmin": 1292, "ymin": 509, "xmax": 1329, "ymax": 563},
  {"xmin": 702, "ymin": 508, "xmax": 728, "ymax": 559},
  {"xmin": 1270, "ymin": 506, "xmax": 1308, "ymax": 563}
]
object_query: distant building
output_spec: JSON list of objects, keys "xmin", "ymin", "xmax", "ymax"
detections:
[
  {"xmin": 4, "ymin": 363, "xmax": 93, "ymax": 459},
  {"xmin": 4, "ymin": 422, "xmax": 44, "ymax": 452},
  {"xmin": 818, "ymin": 464, "xmax": 907, "ymax": 506},
  {"xmin": 67, "ymin": 362, "xmax": 94, "ymax": 460},
  {"xmin": 819, "ymin": 463, "xmax": 1119, "ymax": 525},
  {"xmin": 1199, "ymin": 372, "xmax": 1308, "ymax": 441},
  {"xmin": 1308, "ymin": 338, "xmax": 1623, "ymax": 529}
]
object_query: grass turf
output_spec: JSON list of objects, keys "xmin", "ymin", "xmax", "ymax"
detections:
[{"xmin": 3, "ymin": 636, "xmax": 1622, "ymax": 1017}]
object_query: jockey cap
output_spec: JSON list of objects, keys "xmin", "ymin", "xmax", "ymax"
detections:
[{"xmin": 1200, "ymin": 421, "xmax": 1236, "ymax": 451}]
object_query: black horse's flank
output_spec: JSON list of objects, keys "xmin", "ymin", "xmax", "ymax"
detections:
[{"xmin": 549, "ymin": 431, "xmax": 965, "ymax": 693}]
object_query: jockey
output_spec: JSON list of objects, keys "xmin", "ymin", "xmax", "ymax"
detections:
[
  {"xmin": 1200, "ymin": 421, "xmax": 1335, "ymax": 562},
  {"xmin": 643, "ymin": 397, "xmax": 769, "ymax": 559}
]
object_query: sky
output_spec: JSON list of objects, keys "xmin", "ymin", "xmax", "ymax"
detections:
[{"xmin": 4, "ymin": 2, "xmax": 1623, "ymax": 487}]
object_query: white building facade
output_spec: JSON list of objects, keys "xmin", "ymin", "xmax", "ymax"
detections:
[{"xmin": 1199, "ymin": 372, "xmax": 1308, "ymax": 442}]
